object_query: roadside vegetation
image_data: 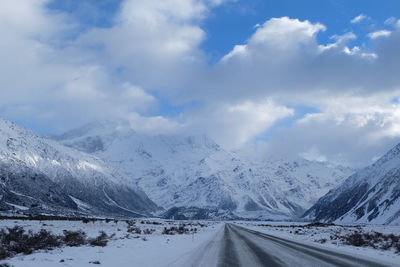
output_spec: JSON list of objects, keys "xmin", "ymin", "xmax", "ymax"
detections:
[
  {"xmin": 0, "ymin": 226, "xmax": 112, "ymax": 260},
  {"xmin": 0, "ymin": 216, "xmax": 210, "ymax": 261},
  {"xmin": 255, "ymin": 222, "xmax": 400, "ymax": 254}
]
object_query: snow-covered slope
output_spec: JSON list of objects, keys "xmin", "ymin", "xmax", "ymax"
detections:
[
  {"xmin": 304, "ymin": 143, "xmax": 400, "ymax": 225},
  {"xmin": 54, "ymin": 120, "xmax": 353, "ymax": 220},
  {"xmin": 0, "ymin": 117, "xmax": 158, "ymax": 217}
]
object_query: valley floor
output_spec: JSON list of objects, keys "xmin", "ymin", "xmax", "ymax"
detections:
[
  {"xmin": 0, "ymin": 218, "xmax": 222, "ymax": 267},
  {"xmin": 1, "ymin": 219, "xmax": 399, "ymax": 266}
]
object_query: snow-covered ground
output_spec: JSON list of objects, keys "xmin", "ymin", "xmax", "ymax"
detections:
[
  {"xmin": 237, "ymin": 221, "xmax": 400, "ymax": 265},
  {"xmin": 3, "ymin": 219, "xmax": 400, "ymax": 266},
  {"xmin": 0, "ymin": 219, "xmax": 223, "ymax": 267}
]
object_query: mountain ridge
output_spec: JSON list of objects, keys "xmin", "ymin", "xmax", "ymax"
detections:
[
  {"xmin": 53, "ymin": 120, "xmax": 354, "ymax": 220},
  {"xmin": 303, "ymin": 141, "xmax": 400, "ymax": 225},
  {"xmin": 0, "ymin": 117, "xmax": 158, "ymax": 218}
]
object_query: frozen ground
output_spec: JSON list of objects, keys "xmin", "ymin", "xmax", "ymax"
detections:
[
  {"xmin": 2, "ymin": 219, "xmax": 400, "ymax": 266},
  {"xmin": 237, "ymin": 221, "xmax": 400, "ymax": 265},
  {"xmin": 0, "ymin": 218, "xmax": 222, "ymax": 267}
]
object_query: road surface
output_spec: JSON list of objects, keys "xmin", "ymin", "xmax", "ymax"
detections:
[{"xmin": 180, "ymin": 223, "xmax": 395, "ymax": 267}]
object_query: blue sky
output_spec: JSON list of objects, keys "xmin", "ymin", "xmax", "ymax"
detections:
[
  {"xmin": 45, "ymin": 0, "xmax": 400, "ymax": 128},
  {"xmin": 1, "ymin": 0, "xmax": 400, "ymax": 166},
  {"xmin": 47, "ymin": 0, "xmax": 400, "ymax": 62},
  {"xmin": 202, "ymin": 0, "xmax": 399, "ymax": 59}
]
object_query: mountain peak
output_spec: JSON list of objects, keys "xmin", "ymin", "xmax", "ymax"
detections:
[
  {"xmin": 0, "ymin": 117, "xmax": 158, "ymax": 217},
  {"xmin": 372, "ymin": 142, "xmax": 400, "ymax": 167},
  {"xmin": 53, "ymin": 119, "xmax": 135, "ymax": 141},
  {"xmin": 304, "ymin": 140, "xmax": 400, "ymax": 225},
  {"xmin": 52, "ymin": 121, "xmax": 353, "ymax": 220}
]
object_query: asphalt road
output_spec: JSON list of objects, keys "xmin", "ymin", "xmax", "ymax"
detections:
[{"xmin": 216, "ymin": 224, "xmax": 395, "ymax": 267}]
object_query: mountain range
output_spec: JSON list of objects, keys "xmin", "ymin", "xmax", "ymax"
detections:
[
  {"xmin": 0, "ymin": 117, "xmax": 158, "ymax": 218},
  {"xmin": 51, "ymin": 120, "xmax": 353, "ymax": 220},
  {"xmin": 304, "ymin": 142, "xmax": 400, "ymax": 225},
  {"xmin": 7, "ymin": 116, "xmax": 398, "ymax": 223}
]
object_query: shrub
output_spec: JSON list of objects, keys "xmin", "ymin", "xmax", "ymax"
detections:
[
  {"xmin": 127, "ymin": 226, "xmax": 141, "ymax": 234},
  {"xmin": 126, "ymin": 220, "xmax": 136, "ymax": 227},
  {"xmin": 143, "ymin": 228, "xmax": 155, "ymax": 235},
  {"xmin": 25, "ymin": 229, "xmax": 61, "ymax": 250},
  {"xmin": 395, "ymin": 243, "xmax": 400, "ymax": 253},
  {"xmin": 0, "ymin": 247, "xmax": 11, "ymax": 260},
  {"xmin": 89, "ymin": 231, "xmax": 108, "ymax": 247},
  {"xmin": 162, "ymin": 225, "xmax": 190, "ymax": 235},
  {"xmin": 0, "ymin": 226, "xmax": 61, "ymax": 259},
  {"xmin": 63, "ymin": 230, "xmax": 87, "ymax": 247},
  {"xmin": 345, "ymin": 233, "xmax": 367, "ymax": 247},
  {"xmin": 341, "ymin": 231, "xmax": 400, "ymax": 251},
  {"xmin": 0, "ymin": 224, "xmax": 116, "ymax": 260}
]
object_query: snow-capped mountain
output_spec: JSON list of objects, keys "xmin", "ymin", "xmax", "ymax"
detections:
[
  {"xmin": 304, "ymin": 142, "xmax": 400, "ymax": 225},
  {"xmin": 0, "ymin": 117, "xmax": 158, "ymax": 217},
  {"xmin": 54, "ymin": 120, "xmax": 353, "ymax": 220}
]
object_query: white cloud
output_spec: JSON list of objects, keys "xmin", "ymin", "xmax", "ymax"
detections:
[
  {"xmin": 201, "ymin": 17, "xmax": 383, "ymax": 105},
  {"xmin": 222, "ymin": 44, "xmax": 247, "ymax": 61},
  {"xmin": 76, "ymin": 0, "xmax": 214, "ymax": 92},
  {"xmin": 127, "ymin": 113, "xmax": 184, "ymax": 135},
  {"xmin": 299, "ymin": 147, "xmax": 327, "ymax": 163},
  {"xmin": 179, "ymin": 99, "xmax": 294, "ymax": 148},
  {"xmin": 385, "ymin": 17, "xmax": 397, "ymax": 25},
  {"xmin": 0, "ymin": 0, "xmax": 173, "ymax": 133},
  {"xmin": 120, "ymin": 83, "xmax": 157, "ymax": 112},
  {"xmin": 351, "ymin": 14, "xmax": 368, "ymax": 24},
  {"xmin": 251, "ymin": 17, "xmax": 326, "ymax": 45},
  {"xmin": 223, "ymin": 17, "xmax": 326, "ymax": 61},
  {"xmin": 2, "ymin": 1, "xmax": 400, "ymax": 167},
  {"xmin": 368, "ymin": 30, "xmax": 392, "ymax": 39},
  {"xmin": 266, "ymin": 92, "xmax": 400, "ymax": 166},
  {"xmin": 319, "ymin": 32, "xmax": 356, "ymax": 52}
]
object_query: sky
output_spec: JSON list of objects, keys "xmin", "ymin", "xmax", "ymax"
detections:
[{"xmin": 1, "ymin": 0, "xmax": 400, "ymax": 167}]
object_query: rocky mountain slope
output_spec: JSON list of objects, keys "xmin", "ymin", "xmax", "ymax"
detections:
[
  {"xmin": 54, "ymin": 120, "xmax": 353, "ymax": 220},
  {"xmin": 303, "ymin": 143, "xmax": 400, "ymax": 225},
  {"xmin": 0, "ymin": 117, "xmax": 158, "ymax": 217}
]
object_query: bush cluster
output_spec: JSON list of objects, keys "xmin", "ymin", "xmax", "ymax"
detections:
[
  {"xmin": 127, "ymin": 226, "xmax": 142, "ymax": 234},
  {"xmin": 0, "ymin": 226, "xmax": 61, "ymax": 259},
  {"xmin": 143, "ymin": 228, "xmax": 156, "ymax": 235},
  {"xmin": 140, "ymin": 220, "xmax": 162, "ymax": 225},
  {"xmin": 162, "ymin": 224, "xmax": 197, "ymax": 235},
  {"xmin": 257, "ymin": 222, "xmax": 339, "ymax": 229},
  {"xmin": 0, "ymin": 226, "xmax": 111, "ymax": 260},
  {"xmin": 340, "ymin": 232, "xmax": 400, "ymax": 252},
  {"xmin": 0, "ymin": 215, "xmax": 120, "ymax": 225}
]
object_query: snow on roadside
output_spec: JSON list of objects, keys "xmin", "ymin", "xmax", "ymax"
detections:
[
  {"xmin": 0, "ymin": 219, "xmax": 223, "ymax": 267},
  {"xmin": 236, "ymin": 221, "xmax": 400, "ymax": 265}
]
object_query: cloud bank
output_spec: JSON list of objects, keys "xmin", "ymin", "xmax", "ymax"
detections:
[{"xmin": 1, "ymin": 0, "xmax": 400, "ymax": 167}]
